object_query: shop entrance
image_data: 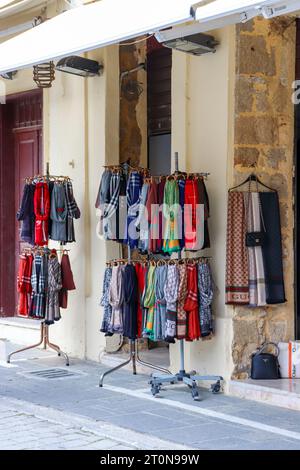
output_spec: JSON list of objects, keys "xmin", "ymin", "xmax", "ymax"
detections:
[{"xmin": 0, "ymin": 89, "xmax": 43, "ymax": 317}]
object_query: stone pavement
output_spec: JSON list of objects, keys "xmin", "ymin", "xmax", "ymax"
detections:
[{"xmin": 1, "ymin": 343, "xmax": 300, "ymax": 450}]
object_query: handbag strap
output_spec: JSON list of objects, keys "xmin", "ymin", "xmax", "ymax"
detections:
[{"xmin": 255, "ymin": 342, "xmax": 279, "ymax": 357}]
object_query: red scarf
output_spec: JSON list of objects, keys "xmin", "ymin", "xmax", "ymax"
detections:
[
  {"xmin": 135, "ymin": 263, "xmax": 146, "ymax": 338},
  {"xmin": 34, "ymin": 183, "xmax": 50, "ymax": 245},
  {"xmin": 184, "ymin": 179, "xmax": 200, "ymax": 250},
  {"xmin": 17, "ymin": 254, "xmax": 33, "ymax": 317},
  {"xmin": 184, "ymin": 264, "xmax": 201, "ymax": 341}
]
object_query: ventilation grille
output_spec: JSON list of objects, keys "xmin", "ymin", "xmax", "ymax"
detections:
[{"xmin": 20, "ymin": 368, "xmax": 83, "ymax": 380}]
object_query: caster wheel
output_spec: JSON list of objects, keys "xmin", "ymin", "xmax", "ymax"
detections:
[
  {"xmin": 191, "ymin": 387, "xmax": 199, "ymax": 400},
  {"xmin": 211, "ymin": 381, "xmax": 221, "ymax": 394},
  {"xmin": 151, "ymin": 385, "xmax": 160, "ymax": 397}
]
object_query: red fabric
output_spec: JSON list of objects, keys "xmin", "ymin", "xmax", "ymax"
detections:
[
  {"xmin": 184, "ymin": 264, "xmax": 201, "ymax": 341},
  {"xmin": 184, "ymin": 179, "xmax": 200, "ymax": 250},
  {"xmin": 135, "ymin": 263, "xmax": 146, "ymax": 338},
  {"xmin": 17, "ymin": 254, "xmax": 33, "ymax": 317},
  {"xmin": 34, "ymin": 183, "xmax": 50, "ymax": 246},
  {"xmin": 59, "ymin": 253, "xmax": 76, "ymax": 309}
]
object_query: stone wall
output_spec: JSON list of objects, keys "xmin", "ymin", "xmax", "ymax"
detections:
[{"xmin": 232, "ymin": 17, "xmax": 296, "ymax": 378}]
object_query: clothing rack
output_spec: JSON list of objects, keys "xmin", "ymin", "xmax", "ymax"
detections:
[
  {"xmin": 149, "ymin": 152, "xmax": 223, "ymax": 400},
  {"xmin": 7, "ymin": 163, "xmax": 70, "ymax": 366}
]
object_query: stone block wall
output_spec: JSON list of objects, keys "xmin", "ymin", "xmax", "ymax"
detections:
[{"xmin": 232, "ymin": 17, "xmax": 296, "ymax": 378}]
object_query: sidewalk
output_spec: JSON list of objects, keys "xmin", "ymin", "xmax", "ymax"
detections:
[{"xmin": 1, "ymin": 343, "xmax": 300, "ymax": 450}]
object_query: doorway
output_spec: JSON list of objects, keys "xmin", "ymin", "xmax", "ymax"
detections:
[{"xmin": 0, "ymin": 89, "xmax": 43, "ymax": 317}]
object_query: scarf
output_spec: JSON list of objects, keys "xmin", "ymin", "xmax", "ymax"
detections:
[
  {"xmin": 163, "ymin": 180, "xmax": 181, "ymax": 254},
  {"xmin": 244, "ymin": 192, "xmax": 258, "ymax": 306},
  {"xmin": 164, "ymin": 264, "xmax": 179, "ymax": 343},
  {"xmin": 65, "ymin": 181, "xmax": 80, "ymax": 243},
  {"xmin": 198, "ymin": 262, "xmax": 213, "ymax": 337},
  {"xmin": 146, "ymin": 181, "xmax": 159, "ymax": 253},
  {"xmin": 17, "ymin": 254, "xmax": 33, "ymax": 317},
  {"xmin": 100, "ymin": 267, "xmax": 113, "ymax": 334},
  {"xmin": 135, "ymin": 263, "xmax": 146, "ymax": 337},
  {"xmin": 178, "ymin": 179, "xmax": 185, "ymax": 250},
  {"xmin": 143, "ymin": 265, "xmax": 156, "ymax": 340},
  {"xmin": 225, "ymin": 191, "xmax": 249, "ymax": 305},
  {"xmin": 184, "ymin": 179, "xmax": 200, "ymax": 251},
  {"xmin": 177, "ymin": 263, "xmax": 188, "ymax": 339},
  {"xmin": 157, "ymin": 179, "xmax": 166, "ymax": 253},
  {"xmin": 34, "ymin": 183, "xmax": 50, "ymax": 246},
  {"xmin": 59, "ymin": 253, "xmax": 76, "ymax": 309},
  {"xmin": 103, "ymin": 173, "xmax": 121, "ymax": 240},
  {"xmin": 95, "ymin": 169, "xmax": 112, "ymax": 209},
  {"xmin": 154, "ymin": 265, "xmax": 168, "ymax": 341},
  {"xmin": 126, "ymin": 171, "xmax": 143, "ymax": 248},
  {"xmin": 108, "ymin": 265, "xmax": 124, "ymax": 334},
  {"xmin": 136, "ymin": 183, "xmax": 149, "ymax": 253},
  {"xmin": 252, "ymin": 192, "xmax": 266, "ymax": 306},
  {"xmin": 17, "ymin": 183, "xmax": 35, "ymax": 245},
  {"xmin": 198, "ymin": 178, "xmax": 210, "ymax": 249},
  {"xmin": 50, "ymin": 183, "xmax": 68, "ymax": 242},
  {"xmin": 184, "ymin": 264, "xmax": 201, "ymax": 341},
  {"xmin": 123, "ymin": 264, "xmax": 138, "ymax": 340},
  {"xmin": 30, "ymin": 253, "xmax": 47, "ymax": 319},
  {"xmin": 45, "ymin": 255, "xmax": 62, "ymax": 324}
]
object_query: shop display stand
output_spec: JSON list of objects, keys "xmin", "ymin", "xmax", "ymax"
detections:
[
  {"xmin": 7, "ymin": 164, "xmax": 70, "ymax": 366},
  {"xmin": 149, "ymin": 152, "xmax": 223, "ymax": 400}
]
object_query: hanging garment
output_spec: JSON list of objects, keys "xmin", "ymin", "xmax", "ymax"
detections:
[
  {"xmin": 30, "ymin": 253, "xmax": 48, "ymax": 319},
  {"xmin": 59, "ymin": 253, "xmax": 76, "ymax": 309},
  {"xmin": 198, "ymin": 263, "xmax": 213, "ymax": 337},
  {"xmin": 164, "ymin": 264, "xmax": 179, "ymax": 343},
  {"xmin": 146, "ymin": 180, "xmax": 159, "ymax": 253},
  {"xmin": 108, "ymin": 265, "xmax": 125, "ymax": 334},
  {"xmin": 244, "ymin": 192, "xmax": 258, "ymax": 307},
  {"xmin": 95, "ymin": 169, "xmax": 112, "ymax": 210},
  {"xmin": 184, "ymin": 179, "xmax": 200, "ymax": 251},
  {"xmin": 34, "ymin": 183, "xmax": 50, "ymax": 246},
  {"xmin": 225, "ymin": 192, "xmax": 249, "ymax": 305},
  {"xmin": 136, "ymin": 183, "xmax": 150, "ymax": 253},
  {"xmin": 135, "ymin": 262, "xmax": 146, "ymax": 337},
  {"xmin": 163, "ymin": 180, "xmax": 181, "ymax": 254},
  {"xmin": 116, "ymin": 173, "xmax": 127, "ymax": 243},
  {"xmin": 177, "ymin": 263, "xmax": 188, "ymax": 339},
  {"xmin": 154, "ymin": 265, "xmax": 168, "ymax": 341},
  {"xmin": 157, "ymin": 178, "xmax": 166, "ymax": 253},
  {"xmin": 198, "ymin": 178, "xmax": 210, "ymax": 249},
  {"xmin": 17, "ymin": 183, "xmax": 35, "ymax": 245},
  {"xmin": 126, "ymin": 171, "xmax": 143, "ymax": 249},
  {"xmin": 45, "ymin": 255, "xmax": 62, "ymax": 324},
  {"xmin": 50, "ymin": 183, "xmax": 68, "ymax": 242},
  {"xmin": 123, "ymin": 264, "xmax": 138, "ymax": 340},
  {"xmin": 65, "ymin": 180, "xmax": 80, "ymax": 243},
  {"xmin": 251, "ymin": 192, "xmax": 267, "ymax": 306},
  {"xmin": 178, "ymin": 179, "xmax": 186, "ymax": 250},
  {"xmin": 100, "ymin": 267, "xmax": 113, "ymax": 334},
  {"xmin": 143, "ymin": 265, "xmax": 156, "ymax": 340},
  {"xmin": 184, "ymin": 264, "xmax": 201, "ymax": 341},
  {"xmin": 103, "ymin": 173, "xmax": 121, "ymax": 240},
  {"xmin": 260, "ymin": 191, "xmax": 286, "ymax": 304},
  {"xmin": 17, "ymin": 254, "xmax": 33, "ymax": 317}
]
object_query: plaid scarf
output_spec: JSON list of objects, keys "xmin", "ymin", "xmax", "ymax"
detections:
[
  {"xmin": 198, "ymin": 262, "xmax": 213, "ymax": 337},
  {"xmin": 34, "ymin": 183, "xmax": 50, "ymax": 246},
  {"xmin": 95, "ymin": 170, "xmax": 112, "ymax": 209},
  {"xmin": 143, "ymin": 265, "xmax": 156, "ymax": 340},
  {"xmin": 126, "ymin": 171, "xmax": 143, "ymax": 248},
  {"xmin": 50, "ymin": 184, "xmax": 67, "ymax": 242},
  {"xmin": 103, "ymin": 173, "xmax": 121, "ymax": 240},
  {"xmin": 45, "ymin": 256, "xmax": 62, "ymax": 324},
  {"xmin": 164, "ymin": 265, "xmax": 179, "ymax": 343},
  {"xmin": 108, "ymin": 265, "xmax": 124, "ymax": 334},
  {"xmin": 30, "ymin": 254, "xmax": 47, "ymax": 319},
  {"xmin": 64, "ymin": 181, "xmax": 80, "ymax": 243},
  {"xmin": 177, "ymin": 263, "xmax": 188, "ymax": 339},
  {"xmin": 17, "ymin": 254, "xmax": 33, "ymax": 317},
  {"xmin": 136, "ymin": 183, "xmax": 149, "ymax": 252},
  {"xmin": 185, "ymin": 264, "xmax": 201, "ymax": 341},
  {"xmin": 163, "ymin": 180, "xmax": 181, "ymax": 254},
  {"xmin": 100, "ymin": 267, "xmax": 113, "ymax": 333},
  {"xmin": 154, "ymin": 265, "xmax": 168, "ymax": 341}
]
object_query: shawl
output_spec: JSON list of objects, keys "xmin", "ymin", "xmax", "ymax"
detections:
[
  {"xmin": 103, "ymin": 173, "xmax": 121, "ymax": 240},
  {"xmin": 59, "ymin": 253, "xmax": 76, "ymax": 309},
  {"xmin": 198, "ymin": 178, "xmax": 210, "ymax": 249},
  {"xmin": 178, "ymin": 179, "xmax": 185, "ymax": 250},
  {"xmin": 146, "ymin": 181, "xmax": 159, "ymax": 253},
  {"xmin": 136, "ymin": 183, "xmax": 149, "ymax": 253},
  {"xmin": 184, "ymin": 264, "xmax": 201, "ymax": 341},
  {"xmin": 34, "ymin": 183, "xmax": 50, "ymax": 246},
  {"xmin": 17, "ymin": 254, "xmax": 33, "ymax": 317},
  {"xmin": 154, "ymin": 265, "xmax": 168, "ymax": 341},
  {"xmin": 164, "ymin": 265, "xmax": 179, "ymax": 343},
  {"xmin": 95, "ymin": 169, "xmax": 112, "ymax": 209},
  {"xmin": 184, "ymin": 179, "xmax": 200, "ymax": 251},
  {"xmin": 177, "ymin": 263, "xmax": 188, "ymax": 339},
  {"xmin": 50, "ymin": 184, "xmax": 68, "ymax": 242},
  {"xmin": 198, "ymin": 262, "xmax": 214, "ymax": 337},
  {"xmin": 100, "ymin": 267, "xmax": 113, "ymax": 333},
  {"xmin": 163, "ymin": 180, "xmax": 181, "ymax": 254},
  {"xmin": 135, "ymin": 263, "xmax": 146, "ymax": 337},
  {"xmin": 116, "ymin": 174, "xmax": 127, "ymax": 243},
  {"xmin": 17, "ymin": 183, "xmax": 35, "ymax": 245},
  {"xmin": 45, "ymin": 256, "xmax": 62, "ymax": 324},
  {"xmin": 244, "ymin": 192, "xmax": 258, "ymax": 307},
  {"xmin": 225, "ymin": 191, "xmax": 249, "ymax": 305},
  {"xmin": 123, "ymin": 264, "xmax": 138, "ymax": 340},
  {"xmin": 126, "ymin": 171, "xmax": 143, "ymax": 248},
  {"xmin": 143, "ymin": 265, "xmax": 156, "ymax": 340},
  {"xmin": 252, "ymin": 192, "xmax": 266, "ymax": 306},
  {"xmin": 65, "ymin": 181, "xmax": 80, "ymax": 243},
  {"xmin": 157, "ymin": 179, "xmax": 166, "ymax": 253},
  {"xmin": 30, "ymin": 254, "xmax": 47, "ymax": 319},
  {"xmin": 108, "ymin": 265, "xmax": 124, "ymax": 334}
]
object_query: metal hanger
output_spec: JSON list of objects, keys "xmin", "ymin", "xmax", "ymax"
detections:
[{"xmin": 228, "ymin": 173, "xmax": 276, "ymax": 192}]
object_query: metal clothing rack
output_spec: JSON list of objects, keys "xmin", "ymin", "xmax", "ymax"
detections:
[
  {"xmin": 149, "ymin": 152, "xmax": 223, "ymax": 400},
  {"xmin": 7, "ymin": 163, "xmax": 70, "ymax": 367}
]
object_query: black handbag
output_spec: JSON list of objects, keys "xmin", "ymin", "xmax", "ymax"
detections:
[{"xmin": 250, "ymin": 342, "xmax": 280, "ymax": 380}]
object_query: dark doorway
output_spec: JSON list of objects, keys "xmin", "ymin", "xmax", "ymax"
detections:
[
  {"xmin": 0, "ymin": 89, "xmax": 43, "ymax": 317},
  {"xmin": 147, "ymin": 38, "xmax": 172, "ymax": 174}
]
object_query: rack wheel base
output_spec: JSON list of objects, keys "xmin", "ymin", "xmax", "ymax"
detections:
[
  {"xmin": 211, "ymin": 381, "xmax": 221, "ymax": 394},
  {"xmin": 151, "ymin": 384, "xmax": 161, "ymax": 397},
  {"xmin": 191, "ymin": 386, "xmax": 200, "ymax": 401}
]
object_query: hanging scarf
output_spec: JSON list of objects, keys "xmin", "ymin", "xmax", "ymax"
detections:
[
  {"xmin": 184, "ymin": 179, "xmax": 200, "ymax": 251},
  {"xmin": 198, "ymin": 178, "xmax": 210, "ymax": 249},
  {"xmin": 198, "ymin": 262, "xmax": 214, "ymax": 337},
  {"xmin": 143, "ymin": 265, "xmax": 156, "ymax": 340},
  {"xmin": 177, "ymin": 263, "xmax": 188, "ymax": 339},
  {"xmin": 136, "ymin": 183, "xmax": 149, "ymax": 253},
  {"xmin": 50, "ymin": 184, "xmax": 68, "ymax": 242},
  {"xmin": 146, "ymin": 181, "xmax": 159, "ymax": 253},
  {"xmin": 30, "ymin": 253, "xmax": 47, "ymax": 319},
  {"xmin": 123, "ymin": 264, "xmax": 138, "ymax": 340},
  {"xmin": 100, "ymin": 267, "xmax": 113, "ymax": 334},
  {"xmin": 135, "ymin": 263, "xmax": 146, "ymax": 337},
  {"xmin": 178, "ymin": 179, "xmax": 186, "ymax": 250},
  {"xmin": 157, "ymin": 179, "xmax": 166, "ymax": 253},
  {"xmin": 17, "ymin": 254, "xmax": 33, "ymax": 317},
  {"xmin": 252, "ymin": 192, "xmax": 267, "ymax": 306},
  {"xmin": 184, "ymin": 264, "xmax": 201, "ymax": 341},
  {"xmin": 164, "ymin": 264, "xmax": 179, "ymax": 343},
  {"xmin": 225, "ymin": 192, "xmax": 249, "ymax": 304},
  {"xmin": 103, "ymin": 173, "xmax": 121, "ymax": 240},
  {"xmin": 163, "ymin": 180, "xmax": 181, "ymax": 254},
  {"xmin": 65, "ymin": 180, "xmax": 80, "ymax": 243},
  {"xmin": 17, "ymin": 183, "xmax": 35, "ymax": 245},
  {"xmin": 95, "ymin": 169, "xmax": 112, "ymax": 209},
  {"xmin": 126, "ymin": 171, "xmax": 143, "ymax": 248},
  {"xmin": 244, "ymin": 192, "xmax": 258, "ymax": 307},
  {"xmin": 59, "ymin": 253, "xmax": 76, "ymax": 309},
  {"xmin": 108, "ymin": 265, "xmax": 124, "ymax": 334},
  {"xmin": 34, "ymin": 183, "xmax": 50, "ymax": 246},
  {"xmin": 154, "ymin": 265, "xmax": 168, "ymax": 341},
  {"xmin": 45, "ymin": 255, "xmax": 62, "ymax": 324}
]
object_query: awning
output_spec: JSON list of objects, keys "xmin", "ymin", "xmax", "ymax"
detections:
[{"xmin": 0, "ymin": 0, "xmax": 197, "ymax": 74}]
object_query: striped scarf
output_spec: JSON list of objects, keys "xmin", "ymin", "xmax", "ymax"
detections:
[
  {"xmin": 45, "ymin": 256, "xmax": 62, "ymax": 324},
  {"xmin": 143, "ymin": 265, "xmax": 156, "ymax": 340},
  {"xmin": 164, "ymin": 265, "xmax": 179, "ymax": 343},
  {"xmin": 163, "ymin": 180, "xmax": 181, "ymax": 254},
  {"xmin": 198, "ymin": 262, "xmax": 213, "ymax": 337},
  {"xmin": 177, "ymin": 263, "xmax": 188, "ymax": 339},
  {"xmin": 126, "ymin": 171, "xmax": 143, "ymax": 248},
  {"xmin": 100, "ymin": 267, "xmax": 113, "ymax": 333},
  {"xmin": 154, "ymin": 265, "xmax": 168, "ymax": 341},
  {"xmin": 103, "ymin": 173, "xmax": 121, "ymax": 240}
]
